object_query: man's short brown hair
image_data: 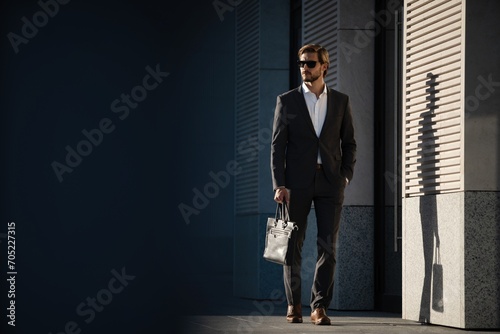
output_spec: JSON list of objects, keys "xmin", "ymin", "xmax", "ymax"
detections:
[{"xmin": 298, "ymin": 44, "xmax": 330, "ymax": 77}]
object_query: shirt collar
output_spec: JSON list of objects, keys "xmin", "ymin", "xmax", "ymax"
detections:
[{"xmin": 302, "ymin": 82, "xmax": 327, "ymax": 96}]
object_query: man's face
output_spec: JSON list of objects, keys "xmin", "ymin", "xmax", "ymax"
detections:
[{"xmin": 299, "ymin": 52, "xmax": 327, "ymax": 83}]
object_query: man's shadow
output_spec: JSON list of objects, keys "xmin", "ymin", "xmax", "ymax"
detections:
[{"xmin": 418, "ymin": 73, "xmax": 443, "ymax": 323}]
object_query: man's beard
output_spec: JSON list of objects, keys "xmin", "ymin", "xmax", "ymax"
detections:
[{"xmin": 303, "ymin": 72, "xmax": 321, "ymax": 83}]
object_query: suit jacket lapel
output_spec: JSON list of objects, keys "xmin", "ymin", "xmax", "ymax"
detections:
[{"xmin": 295, "ymin": 85, "xmax": 316, "ymax": 136}]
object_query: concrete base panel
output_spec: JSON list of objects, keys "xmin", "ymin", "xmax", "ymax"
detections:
[
  {"xmin": 403, "ymin": 191, "xmax": 500, "ymax": 329},
  {"xmin": 233, "ymin": 206, "xmax": 375, "ymax": 312},
  {"xmin": 301, "ymin": 205, "xmax": 374, "ymax": 310},
  {"xmin": 464, "ymin": 191, "xmax": 500, "ymax": 328}
]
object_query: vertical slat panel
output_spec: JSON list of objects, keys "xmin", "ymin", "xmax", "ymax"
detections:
[
  {"xmin": 402, "ymin": 0, "xmax": 464, "ymax": 197},
  {"xmin": 302, "ymin": 0, "xmax": 338, "ymax": 88},
  {"xmin": 235, "ymin": 0, "xmax": 260, "ymax": 214}
]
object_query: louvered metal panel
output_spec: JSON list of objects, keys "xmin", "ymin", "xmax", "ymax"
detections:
[
  {"xmin": 235, "ymin": 0, "xmax": 260, "ymax": 214},
  {"xmin": 302, "ymin": 0, "xmax": 338, "ymax": 88},
  {"xmin": 402, "ymin": 0, "xmax": 465, "ymax": 197}
]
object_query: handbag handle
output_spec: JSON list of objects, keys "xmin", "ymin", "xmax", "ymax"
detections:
[
  {"xmin": 274, "ymin": 202, "xmax": 290, "ymax": 227},
  {"xmin": 434, "ymin": 244, "xmax": 441, "ymax": 265},
  {"xmin": 282, "ymin": 202, "xmax": 290, "ymax": 221},
  {"xmin": 274, "ymin": 202, "xmax": 289, "ymax": 220}
]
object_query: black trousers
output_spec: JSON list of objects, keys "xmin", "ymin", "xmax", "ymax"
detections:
[{"xmin": 284, "ymin": 167, "xmax": 344, "ymax": 310}]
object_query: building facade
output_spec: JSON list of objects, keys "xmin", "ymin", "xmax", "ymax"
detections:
[{"xmin": 233, "ymin": 0, "xmax": 500, "ymax": 329}]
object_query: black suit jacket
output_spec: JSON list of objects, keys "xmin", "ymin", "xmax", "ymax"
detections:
[{"xmin": 271, "ymin": 85, "xmax": 356, "ymax": 191}]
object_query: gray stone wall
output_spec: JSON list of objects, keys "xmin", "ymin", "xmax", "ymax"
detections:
[{"xmin": 301, "ymin": 206, "xmax": 375, "ymax": 310}]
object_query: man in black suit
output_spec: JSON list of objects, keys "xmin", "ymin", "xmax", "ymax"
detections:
[{"xmin": 270, "ymin": 44, "xmax": 356, "ymax": 325}]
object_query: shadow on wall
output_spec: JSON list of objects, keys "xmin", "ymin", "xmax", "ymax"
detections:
[{"xmin": 418, "ymin": 73, "xmax": 443, "ymax": 324}]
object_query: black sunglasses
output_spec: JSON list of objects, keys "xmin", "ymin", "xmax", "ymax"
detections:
[{"xmin": 297, "ymin": 60, "xmax": 319, "ymax": 68}]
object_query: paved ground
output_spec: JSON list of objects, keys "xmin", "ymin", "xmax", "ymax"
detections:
[
  {"xmin": 184, "ymin": 313, "xmax": 475, "ymax": 334},
  {"xmin": 184, "ymin": 305, "xmax": 500, "ymax": 334},
  {"xmin": 181, "ymin": 274, "xmax": 500, "ymax": 334}
]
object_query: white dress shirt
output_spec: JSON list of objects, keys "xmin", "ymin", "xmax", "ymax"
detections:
[{"xmin": 302, "ymin": 82, "xmax": 328, "ymax": 163}]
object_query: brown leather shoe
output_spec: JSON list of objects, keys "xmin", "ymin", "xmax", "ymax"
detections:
[
  {"xmin": 286, "ymin": 304, "xmax": 303, "ymax": 323},
  {"xmin": 310, "ymin": 307, "xmax": 331, "ymax": 325}
]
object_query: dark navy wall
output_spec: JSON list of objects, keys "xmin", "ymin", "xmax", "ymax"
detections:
[{"xmin": 1, "ymin": 0, "xmax": 235, "ymax": 333}]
